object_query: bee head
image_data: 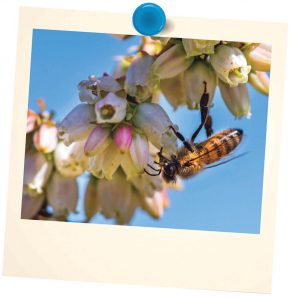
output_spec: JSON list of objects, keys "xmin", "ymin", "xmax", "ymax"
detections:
[{"xmin": 162, "ymin": 162, "xmax": 178, "ymax": 183}]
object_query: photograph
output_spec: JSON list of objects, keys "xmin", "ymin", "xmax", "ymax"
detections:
[
  {"xmin": 4, "ymin": 7, "xmax": 286, "ymax": 292},
  {"xmin": 22, "ymin": 29, "xmax": 270, "ymax": 233}
]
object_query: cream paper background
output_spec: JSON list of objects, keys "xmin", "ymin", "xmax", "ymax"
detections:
[{"xmin": 2, "ymin": 7, "xmax": 287, "ymax": 293}]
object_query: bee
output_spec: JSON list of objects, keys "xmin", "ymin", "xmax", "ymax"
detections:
[{"xmin": 144, "ymin": 82, "xmax": 244, "ymax": 182}]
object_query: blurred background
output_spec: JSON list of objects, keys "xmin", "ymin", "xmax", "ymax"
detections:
[{"xmin": 28, "ymin": 29, "xmax": 268, "ymax": 233}]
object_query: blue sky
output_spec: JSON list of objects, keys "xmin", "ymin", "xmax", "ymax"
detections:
[{"xmin": 28, "ymin": 29, "xmax": 268, "ymax": 233}]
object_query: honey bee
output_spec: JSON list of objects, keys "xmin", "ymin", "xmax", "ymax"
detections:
[{"xmin": 144, "ymin": 82, "xmax": 244, "ymax": 182}]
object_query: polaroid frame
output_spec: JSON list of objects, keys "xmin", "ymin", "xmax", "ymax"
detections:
[{"xmin": 3, "ymin": 7, "xmax": 287, "ymax": 293}]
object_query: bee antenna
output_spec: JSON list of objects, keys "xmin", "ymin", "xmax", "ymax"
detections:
[{"xmin": 205, "ymin": 152, "xmax": 249, "ymax": 169}]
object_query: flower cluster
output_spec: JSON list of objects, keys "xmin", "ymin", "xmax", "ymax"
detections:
[
  {"xmin": 23, "ymin": 100, "xmax": 80, "ymax": 220},
  {"xmin": 59, "ymin": 73, "xmax": 178, "ymax": 181},
  {"xmin": 113, "ymin": 37, "xmax": 270, "ymax": 118},
  {"xmin": 23, "ymin": 100, "xmax": 172, "ymax": 224},
  {"xmin": 84, "ymin": 171, "xmax": 170, "ymax": 224}
]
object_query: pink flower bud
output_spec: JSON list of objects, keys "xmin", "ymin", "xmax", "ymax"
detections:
[
  {"xmin": 26, "ymin": 109, "xmax": 40, "ymax": 133},
  {"xmin": 113, "ymin": 124, "xmax": 132, "ymax": 152},
  {"xmin": 33, "ymin": 123, "xmax": 58, "ymax": 153},
  {"xmin": 84, "ymin": 125, "xmax": 111, "ymax": 157}
]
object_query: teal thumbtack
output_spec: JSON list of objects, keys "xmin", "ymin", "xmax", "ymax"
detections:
[{"xmin": 132, "ymin": 3, "xmax": 166, "ymax": 36}]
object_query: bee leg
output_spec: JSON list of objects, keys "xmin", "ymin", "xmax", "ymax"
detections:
[
  {"xmin": 191, "ymin": 81, "xmax": 210, "ymax": 142},
  {"xmin": 147, "ymin": 164, "xmax": 161, "ymax": 172},
  {"xmin": 169, "ymin": 126, "xmax": 194, "ymax": 152},
  {"xmin": 157, "ymin": 147, "xmax": 170, "ymax": 163},
  {"xmin": 204, "ymin": 115, "xmax": 214, "ymax": 137},
  {"xmin": 144, "ymin": 168, "xmax": 162, "ymax": 176}
]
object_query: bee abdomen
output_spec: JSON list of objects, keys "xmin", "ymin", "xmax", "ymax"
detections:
[{"xmin": 197, "ymin": 128, "xmax": 243, "ymax": 165}]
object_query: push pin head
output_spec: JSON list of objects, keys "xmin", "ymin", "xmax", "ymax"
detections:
[{"xmin": 132, "ymin": 3, "xmax": 166, "ymax": 36}]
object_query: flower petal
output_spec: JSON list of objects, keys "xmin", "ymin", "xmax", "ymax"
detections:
[
  {"xmin": 101, "ymin": 142, "xmax": 124, "ymax": 180},
  {"xmin": 125, "ymin": 52, "xmax": 155, "ymax": 101},
  {"xmin": 95, "ymin": 93, "xmax": 127, "ymax": 124},
  {"xmin": 84, "ymin": 125, "xmax": 111, "ymax": 157},
  {"xmin": 151, "ymin": 42, "xmax": 193, "ymax": 80},
  {"xmin": 97, "ymin": 171, "xmax": 132, "ymax": 221},
  {"xmin": 132, "ymin": 103, "xmax": 178, "ymax": 155},
  {"xmin": 243, "ymin": 43, "xmax": 271, "ymax": 72},
  {"xmin": 219, "ymin": 80, "xmax": 251, "ymax": 119},
  {"xmin": 160, "ymin": 73, "xmax": 189, "ymax": 110},
  {"xmin": 120, "ymin": 152, "xmax": 142, "ymax": 180},
  {"xmin": 54, "ymin": 141, "xmax": 88, "ymax": 177},
  {"xmin": 140, "ymin": 189, "xmax": 168, "ymax": 219},
  {"xmin": 129, "ymin": 133, "xmax": 150, "ymax": 171},
  {"xmin": 184, "ymin": 61, "xmax": 217, "ymax": 109},
  {"xmin": 130, "ymin": 173, "xmax": 163, "ymax": 198},
  {"xmin": 84, "ymin": 176, "xmax": 101, "ymax": 221},
  {"xmin": 182, "ymin": 39, "xmax": 219, "ymax": 57},
  {"xmin": 21, "ymin": 192, "xmax": 45, "ymax": 219},
  {"xmin": 58, "ymin": 104, "xmax": 96, "ymax": 146},
  {"xmin": 210, "ymin": 45, "xmax": 251, "ymax": 87},
  {"xmin": 47, "ymin": 171, "xmax": 78, "ymax": 217},
  {"xmin": 248, "ymin": 71, "xmax": 269, "ymax": 96},
  {"xmin": 23, "ymin": 152, "xmax": 53, "ymax": 194}
]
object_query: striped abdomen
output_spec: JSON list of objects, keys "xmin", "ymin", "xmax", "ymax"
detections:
[{"xmin": 191, "ymin": 128, "xmax": 243, "ymax": 165}]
